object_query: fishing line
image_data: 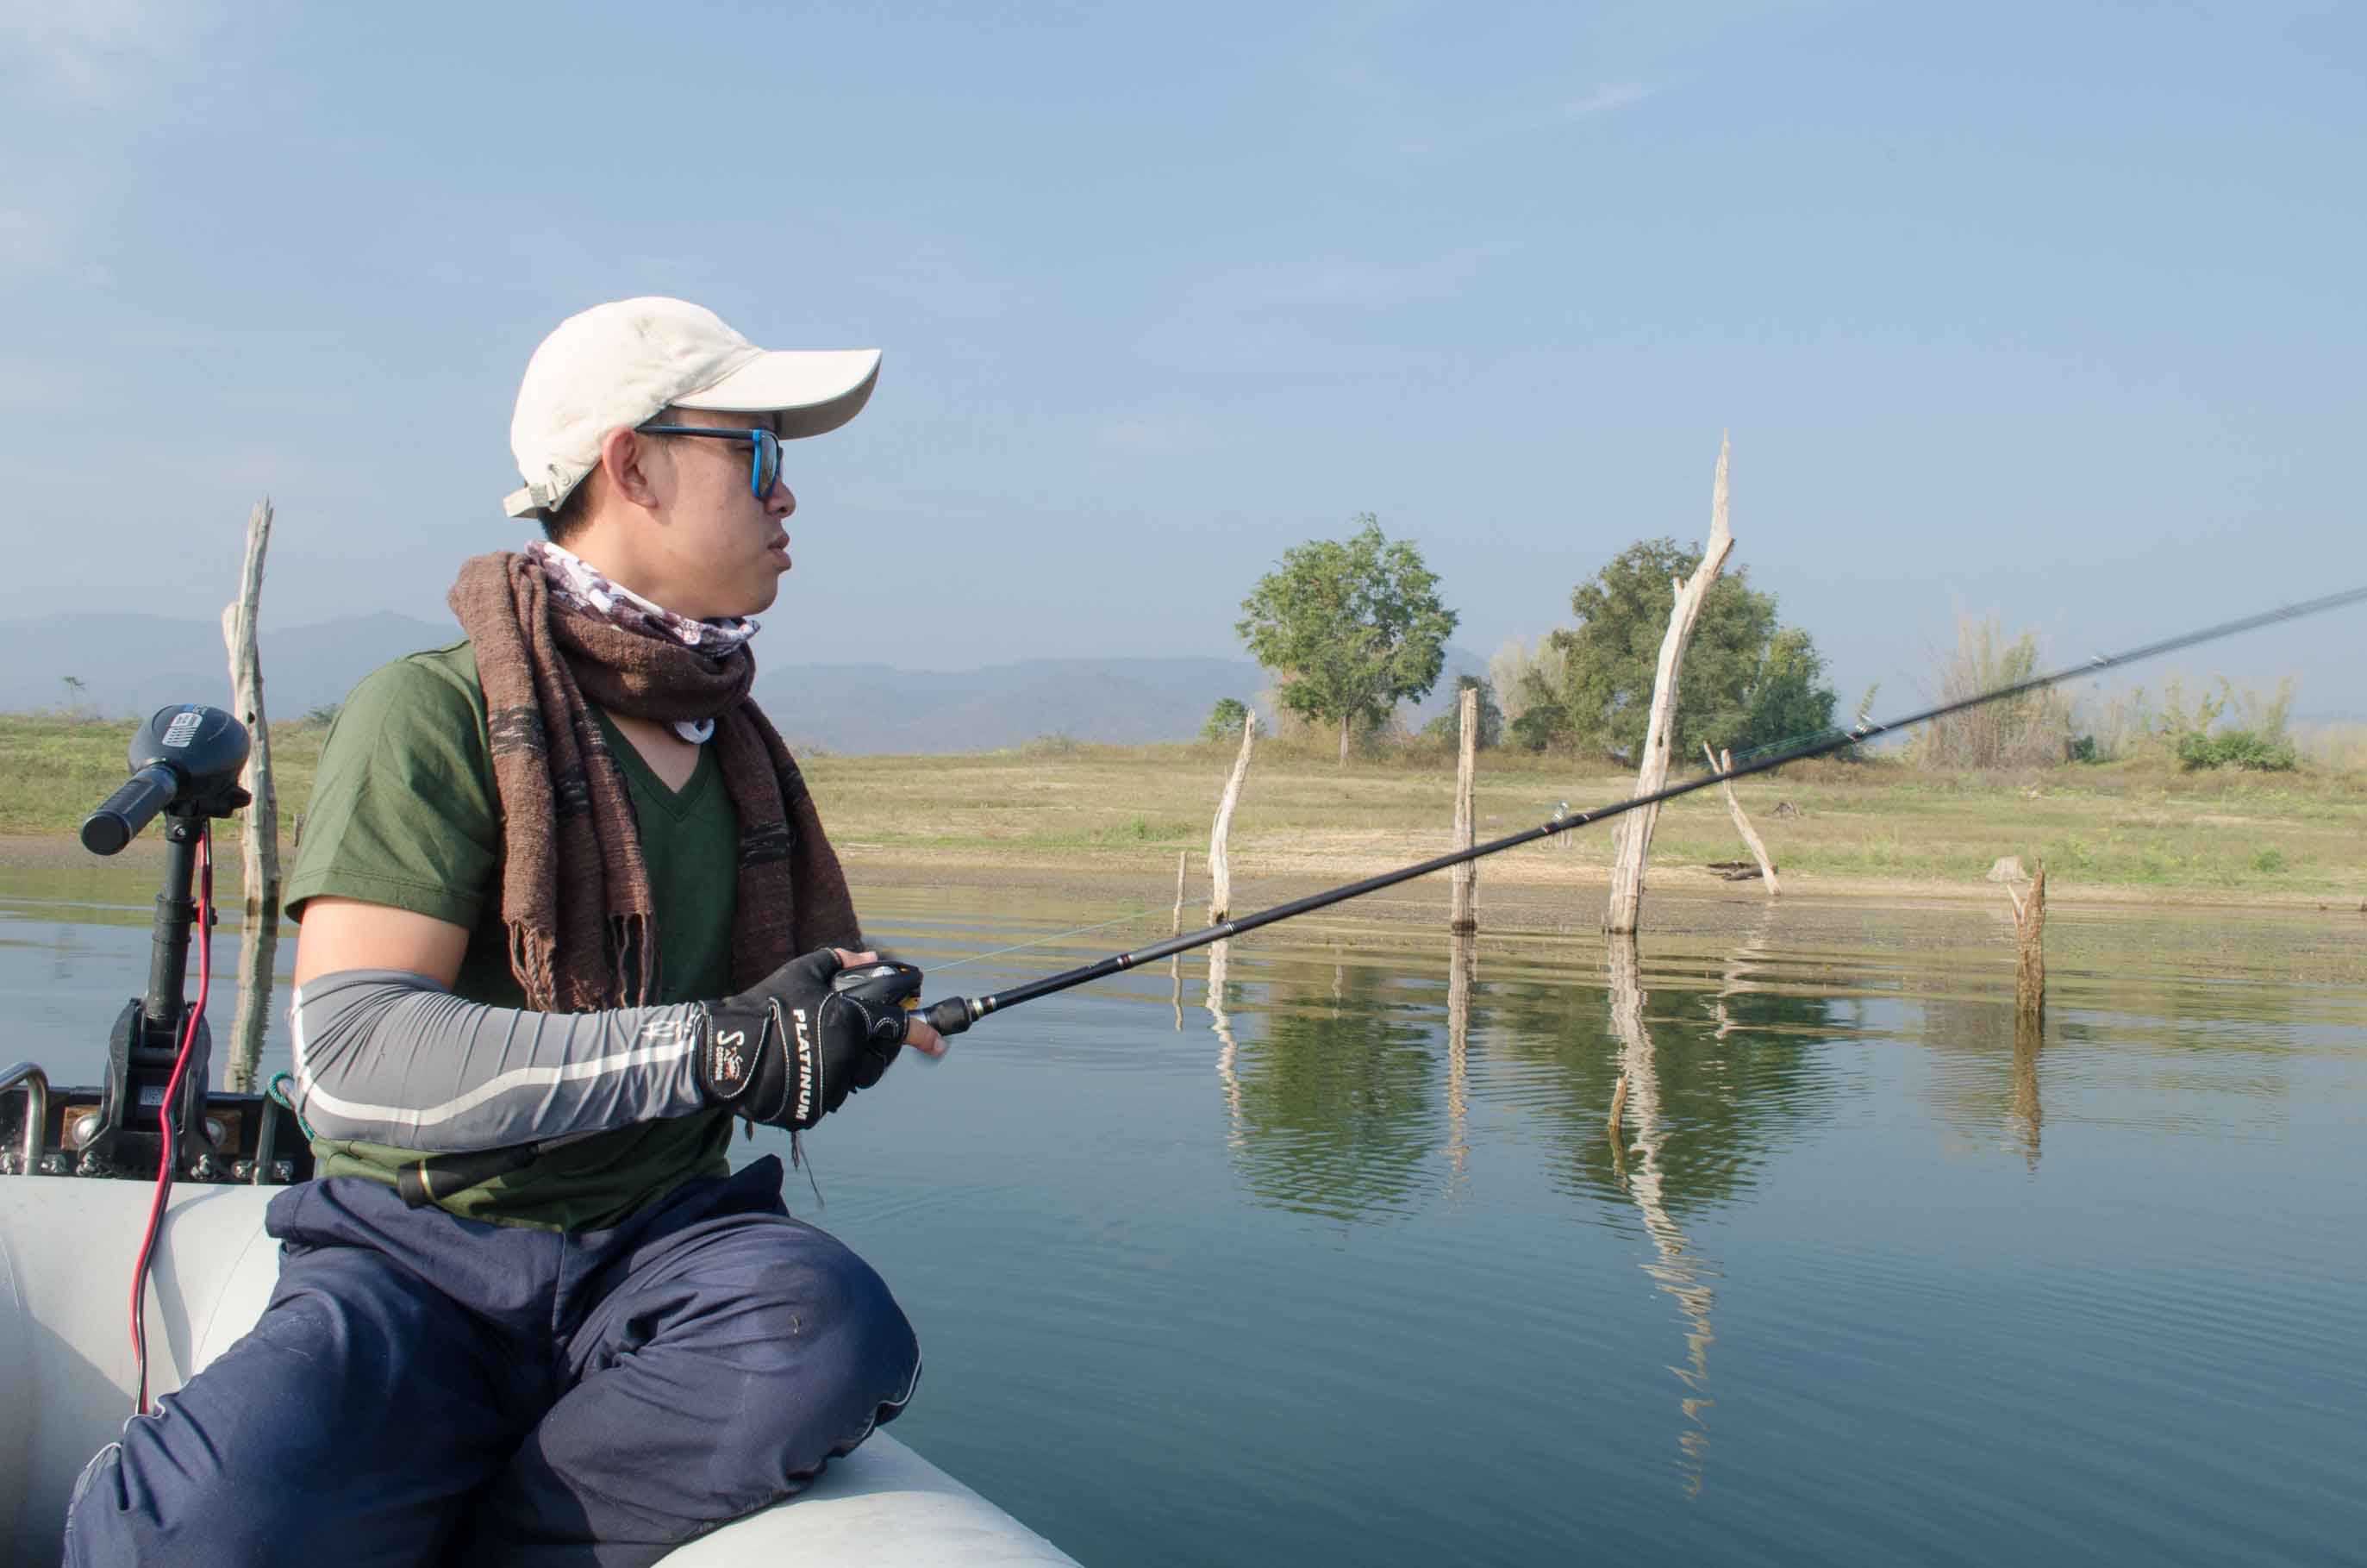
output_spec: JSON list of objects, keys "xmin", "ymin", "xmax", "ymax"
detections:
[
  {"xmin": 934, "ymin": 907, "xmax": 1191, "ymax": 974},
  {"xmin": 912, "ymin": 583, "xmax": 2367, "ymax": 1039},
  {"xmin": 932, "ymin": 867, "xmax": 1308, "ymax": 975}
]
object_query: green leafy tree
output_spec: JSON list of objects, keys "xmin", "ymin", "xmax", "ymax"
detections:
[
  {"xmin": 1420, "ymin": 675, "xmax": 1504, "ymax": 749},
  {"xmin": 1730, "ymin": 627, "xmax": 1839, "ymax": 758},
  {"xmin": 1508, "ymin": 702, "xmax": 1560, "ymax": 753},
  {"xmin": 1519, "ymin": 537, "xmax": 1831, "ymax": 761},
  {"xmin": 1202, "ymin": 697, "xmax": 1249, "ymax": 740},
  {"xmin": 1236, "ymin": 515, "xmax": 1458, "ymax": 765}
]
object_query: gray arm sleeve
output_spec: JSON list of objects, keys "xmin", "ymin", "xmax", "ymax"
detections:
[{"xmin": 290, "ymin": 969, "xmax": 708, "ymax": 1151}]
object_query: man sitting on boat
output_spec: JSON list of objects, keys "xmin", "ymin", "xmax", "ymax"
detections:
[{"xmin": 62, "ymin": 297, "xmax": 943, "ymax": 1567}]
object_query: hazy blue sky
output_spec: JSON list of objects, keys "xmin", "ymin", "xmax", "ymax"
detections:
[{"xmin": 4, "ymin": 1, "xmax": 2362, "ymax": 719}]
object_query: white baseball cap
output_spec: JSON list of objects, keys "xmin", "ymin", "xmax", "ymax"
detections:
[{"xmin": 503, "ymin": 297, "xmax": 882, "ymax": 520}]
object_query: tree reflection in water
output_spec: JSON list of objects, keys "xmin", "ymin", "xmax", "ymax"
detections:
[
  {"xmin": 1487, "ymin": 942, "xmax": 1852, "ymax": 1217},
  {"xmin": 1206, "ymin": 917, "xmax": 1864, "ymax": 1492},
  {"xmin": 1219, "ymin": 950, "xmax": 1443, "ymax": 1225}
]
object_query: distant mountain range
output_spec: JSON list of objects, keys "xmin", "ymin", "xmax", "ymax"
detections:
[
  {"xmin": 2, "ymin": 611, "xmax": 1485, "ymax": 754},
  {"xmin": 5, "ymin": 612, "xmax": 464, "ymax": 724}
]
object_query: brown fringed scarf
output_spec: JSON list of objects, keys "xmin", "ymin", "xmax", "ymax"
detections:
[{"xmin": 448, "ymin": 551, "xmax": 860, "ymax": 1013}]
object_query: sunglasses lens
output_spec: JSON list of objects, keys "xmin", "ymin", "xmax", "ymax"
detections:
[{"xmin": 754, "ymin": 431, "xmax": 782, "ymax": 500}]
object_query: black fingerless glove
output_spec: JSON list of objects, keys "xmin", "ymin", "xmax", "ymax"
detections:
[{"xmin": 695, "ymin": 950, "xmax": 922, "ymax": 1129}]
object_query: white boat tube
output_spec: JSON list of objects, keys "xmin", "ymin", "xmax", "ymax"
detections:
[{"xmin": 0, "ymin": 1179, "xmax": 1078, "ymax": 1565}]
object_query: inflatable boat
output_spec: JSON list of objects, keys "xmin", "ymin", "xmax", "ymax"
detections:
[
  {"xmin": 0, "ymin": 1171, "xmax": 1076, "ymax": 1565},
  {"xmin": 0, "ymin": 705, "xmax": 1077, "ymax": 1565}
]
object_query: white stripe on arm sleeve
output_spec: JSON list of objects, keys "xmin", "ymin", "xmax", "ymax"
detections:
[{"xmin": 290, "ymin": 969, "xmax": 709, "ymax": 1151}]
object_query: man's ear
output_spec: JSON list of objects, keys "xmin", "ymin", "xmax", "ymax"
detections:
[{"xmin": 598, "ymin": 426, "xmax": 665, "ymax": 509}]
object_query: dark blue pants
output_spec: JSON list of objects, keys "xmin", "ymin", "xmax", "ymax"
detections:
[{"xmin": 62, "ymin": 1157, "xmax": 921, "ymax": 1568}]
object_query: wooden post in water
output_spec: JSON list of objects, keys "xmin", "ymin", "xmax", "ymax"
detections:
[
  {"xmin": 1169, "ymin": 849, "xmax": 1188, "ymax": 1030},
  {"xmin": 1702, "ymin": 742, "xmax": 1779, "ymax": 897},
  {"xmin": 1207, "ymin": 709, "xmax": 1257, "ymax": 922},
  {"xmin": 1607, "ymin": 435, "xmax": 1735, "ymax": 935},
  {"xmin": 2008, "ymin": 859, "xmax": 2047, "ymax": 1018},
  {"xmin": 1451, "ymin": 685, "xmax": 1478, "ymax": 934},
  {"xmin": 220, "ymin": 499, "xmax": 279, "ymax": 1095}
]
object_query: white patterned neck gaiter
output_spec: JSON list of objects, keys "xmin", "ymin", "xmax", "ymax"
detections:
[{"xmin": 524, "ymin": 539, "xmax": 759, "ymax": 744}]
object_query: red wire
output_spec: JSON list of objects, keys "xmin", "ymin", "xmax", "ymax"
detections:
[{"xmin": 131, "ymin": 826, "xmax": 210, "ymax": 1416}]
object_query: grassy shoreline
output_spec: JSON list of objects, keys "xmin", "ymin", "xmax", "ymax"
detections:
[{"xmin": 6, "ymin": 715, "xmax": 2363, "ymax": 911}]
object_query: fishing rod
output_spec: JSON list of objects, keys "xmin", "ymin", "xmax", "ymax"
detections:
[{"xmin": 915, "ymin": 583, "xmax": 2367, "ymax": 1040}]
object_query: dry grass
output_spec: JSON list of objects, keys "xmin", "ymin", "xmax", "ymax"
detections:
[
  {"xmin": 0, "ymin": 715, "xmax": 327, "ymax": 840},
  {"xmin": 2295, "ymin": 722, "xmax": 2367, "ymax": 774},
  {"xmin": 799, "ymin": 741, "xmax": 2367, "ymax": 901},
  {"xmin": 5, "ymin": 717, "xmax": 2362, "ymax": 903}
]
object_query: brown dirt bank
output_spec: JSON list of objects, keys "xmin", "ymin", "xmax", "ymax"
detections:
[
  {"xmin": 834, "ymin": 841, "xmax": 2364, "ymax": 921},
  {"xmin": 9, "ymin": 834, "xmax": 2361, "ymax": 931}
]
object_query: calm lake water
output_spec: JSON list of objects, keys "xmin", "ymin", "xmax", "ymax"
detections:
[{"xmin": 4, "ymin": 865, "xmax": 2364, "ymax": 1566}]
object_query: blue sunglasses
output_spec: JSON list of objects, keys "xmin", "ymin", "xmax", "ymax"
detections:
[{"xmin": 635, "ymin": 424, "xmax": 787, "ymax": 502}]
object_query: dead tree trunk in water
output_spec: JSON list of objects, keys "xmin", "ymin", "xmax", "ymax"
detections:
[
  {"xmin": 1606, "ymin": 435, "xmax": 1736, "ymax": 935},
  {"xmin": 221, "ymin": 499, "xmax": 279, "ymax": 1094},
  {"xmin": 1703, "ymin": 741, "xmax": 1779, "ymax": 897},
  {"xmin": 2008, "ymin": 859, "xmax": 2047, "ymax": 1018},
  {"xmin": 1451, "ymin": 685, "xmax": 1478, "ymax": 934},
  {"xmin": 1208, "ymin": 710, "xmax": 1257, "ymax": 922}
]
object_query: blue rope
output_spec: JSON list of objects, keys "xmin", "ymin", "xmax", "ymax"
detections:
[{"xmin": 266, "ymin": 1071, "xmax": 316, "ymax": 1140}]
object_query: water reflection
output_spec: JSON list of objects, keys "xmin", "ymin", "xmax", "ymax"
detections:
[
  {"xmin": 2012, "ymin": 1012, "xmax": 2043, "ymax": 1168},
  {"xmin": 1486, "ymin": 944, "xmax": 1852, "ymax": 1218},
  {"xmin": 1708, "ymin": 904, "xmax": 1777, "ymax": 1043},
  {"xmin": 1221, "ymin": 951, "xmax": 1442, "ymax": 1225},
  {"xmin": 1198, "ymin": 917, "xmax": 1879, "ymax": 1494},
  {"xmin": 1922, "ymin": 997, "xmax": 2045, "ymax": 1168},
  {"xmin": 1202, "ymin": 917, "xmax": 1871, "ymax": 1230},
  {"xmin": 1608, "ymin": 935, "xmax": 1719, "ymax": 1496},
  {"xmin": 1208, "ymin": 940, "xmax": 1243, "ymax": 1150},
  {"xmin": 1445, "ymin": 932, "xmax": 1474, "ymax": 1201},
  {"xmin": 11, "ymin": 871, "xmax": 2367, "ymax": 1568}
]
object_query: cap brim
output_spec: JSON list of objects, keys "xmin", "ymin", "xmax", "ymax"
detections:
[{"xmin": 672, "ymin": 348, "xmax": 882, "ymax": 440}]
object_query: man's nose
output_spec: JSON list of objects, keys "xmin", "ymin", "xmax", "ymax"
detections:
[{"xmin": 769, "ymin": 484, "xmax": 796, "ymax": 519}]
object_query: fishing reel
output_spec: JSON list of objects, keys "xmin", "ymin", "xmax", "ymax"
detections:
[{"xmin": 0, "ymin": 706, "xmax": 313, "ymax": 1185}]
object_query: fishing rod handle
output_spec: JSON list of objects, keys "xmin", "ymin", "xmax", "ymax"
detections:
[{"xmin": 921, "ymin": 997, "xmax": 976, "ymax": 1038}]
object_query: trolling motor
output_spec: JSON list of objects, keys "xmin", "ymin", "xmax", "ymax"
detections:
[{"xmin": 0, "ymin": 705, "xmax": 313, "ymax": 1184}]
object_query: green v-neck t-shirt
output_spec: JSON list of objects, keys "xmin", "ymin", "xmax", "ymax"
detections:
[{"xmin": 284, "ymin": 640, "xmax": 741, "ymax": 1231}]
